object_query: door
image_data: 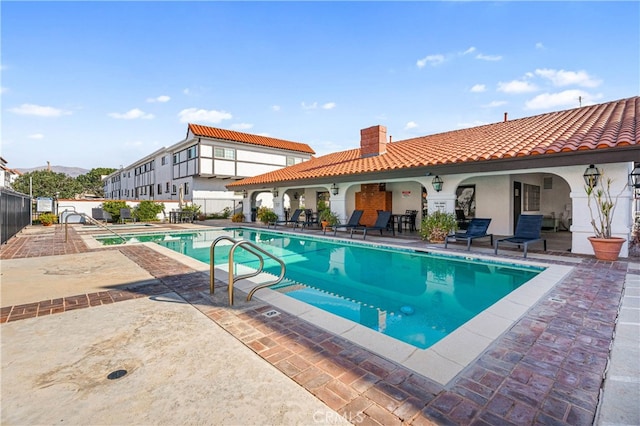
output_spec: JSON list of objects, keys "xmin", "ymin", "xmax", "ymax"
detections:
[{"xmin": 513, "ymin": 181, "xmax": 522, "ymax": 234}]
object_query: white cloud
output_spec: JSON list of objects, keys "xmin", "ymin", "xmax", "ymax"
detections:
[
  {"xmin": 470, "ymin": 84, "xmax": 486, "ymax": 93},
  {"xmin": 182, "ymin": 88, "xmax": 190, "ymax": 95},
  {"xmin": 124, "ymin": 140, "xmax": 144, "ymax": 148},
  {"xmin": 108, "ymin": 108, "xmax": 154, "ymax": 120},
  {"xmin": 8, "ymin": 103, "xmax": 72, "ymax": 117},
  {"xmin": 231, "ymin": 123, "xmax": 253, "ymax": 131},
  {"xmin": 476, "ymin": 53, "xmax": 502, "ymax": 61},
  {"xmin": 28, "ymin": 133, "xmax": 44, "ymax": 139},
  {"xmin": 535, "ymin": 42, "xmax": 545, "ymax": 50},
  {"xmin": 482, "ymin": 100, "xmax": 508, "ymax": 108},
  {"xmin": 322, "ymin": 102, "xmax": 336, "ymax": 110},
  {"xmin": 416, "ymin": 54, "xmax": 445, "ymax": 68},
  {"xmin": 146, "ymin": 95, "xmax": 170, "ymax": 103},
  {"xmin": 177, "ymin": 107, "xmax": 232, "ymax": 123},
  {"xmin": 525, "ymin": 90, "xmax": 602, "ymax": 110},
  {"xmin": 497, "ymin": 80, "xmax": 538, "ymax": 94},
  {"xmin": 404, "ymin": 121, "xmax": 418, "ymax": 130},
  {"xmin": 301, "ymin": 102, "xmax": 318, "ymax": 110},
  {"xmin": 461, "ymin": 47, "xmax": 476, "ymax": 55},
  {"xmin": 271, "ymin": 105, "xmax": 281, "ymax": 112},
  {"xmin": 535, "ymin": 68, "xmax": 601, "ymax": 88},
  {"xmin": 0, "ymin": 86, "xmax": 7, "ymax": 94}
]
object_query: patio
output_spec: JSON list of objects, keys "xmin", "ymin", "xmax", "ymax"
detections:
[{"xmin": 1, "ymin": 221, "xmax": 638, "ymax": 425}]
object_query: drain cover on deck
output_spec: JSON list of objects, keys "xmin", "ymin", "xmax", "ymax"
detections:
[
  {"xmin": 263, "ymin": 309, "xmax": 280, "ymax": 318},
  {"xmin": 107, "ymin": 369, "xmax": 128, "ymax": 380}
]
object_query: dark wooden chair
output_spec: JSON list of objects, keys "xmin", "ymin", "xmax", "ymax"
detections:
[{"xmin": 351, "ymin": 211, "xmax": 394, "ymax": 239}]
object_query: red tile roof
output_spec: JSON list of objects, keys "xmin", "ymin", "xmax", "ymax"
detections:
[
  {"xmin": 228, "ymin": 97, "xmax": 639, "ymax": 188},
  {"xmin": 188, "ymin": 123, "xmax": 315, "ymax": 155}
]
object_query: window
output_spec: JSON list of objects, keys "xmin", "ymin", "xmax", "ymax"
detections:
[
  {"xmin": 184, "ymin": 182, "xmax": 190, "ymax": 195},
  {"xmin": 157, "ymin": 184, "xmax": 162, "ymax": 194},
  {"xmin": 172, "ymin": 185, "xmax": 177, "ymax": 194},
  {"xmin": 214, "ymin": 147, "xmax": 235, "ymax": 160},
  {"xmin": 162, "ymin": 156, "xmax": 167, "ymax": 166},
  {"xmin": 523, "ymin": 184, "xmax": 540, "ymax": 211},
  {"xmin": 166, "ymin": 182, "xmax": 170, "ymax": 193},
  {"xmin": 286, "ymin": 156, "xmax": 302, "ymax": 166},
  {"xmin": 187, "ymin": 146, "xmax": 197, "ymax": 159},
  {"xmin": 173, "ymin": 154, "xmax": 179, "ymax": 164}
]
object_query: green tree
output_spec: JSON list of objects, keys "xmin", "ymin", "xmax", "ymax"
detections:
[
  {"xmin": 12, "ymin": 170, "xmax": 82, "ymax": 199},
  {"xmin": 76, "ymin": 168, "xmax": 116, "ymax": 197},
  {"xmin": 134, "ymin": 200, "xmax": 165, "ymax": 221}
]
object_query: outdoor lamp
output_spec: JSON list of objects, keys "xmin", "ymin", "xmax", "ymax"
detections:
[
  {"xmin": 241, "ymin": 189, "xmax": 248, "ymax": 198},
  {"xmin": 629, "ymin": 164, "xmax": 640, "ymax": 188},
  {"xmin": 432, "ymin": 175, "xmax": 443, "ymax": 192},
  {"xmin": 330, "ymin": 183, "xmax": 339, "ymax": 196},
  {"xmin": 272, "ymin": 188, "xmax": 279, "ymax": 197},
  {"xmin": 583, "ymin": 164, "xmax": 601, "ymax": 188}
]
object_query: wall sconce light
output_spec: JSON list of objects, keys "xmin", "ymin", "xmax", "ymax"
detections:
[
  {"xmin": 583, "ymin": 164, "xmax": 601, "ymax": 188},
  {"xmin": 241, "ymin": 189, "xmax": 248, "ymax": 198},
  {"xmin": 330, "ymin": 183, "xmax": 339, "ymax": 196},
  {"xmin": 272, "ymin": 188, "xmax": 279, "ymax": 197},
  {"xmin": 629, "ymin": 164, "xmax": 640, "ymax": 189},
  {"xmin": 431, "ymin": 175, "xmax": 443, "ymax": 192}
]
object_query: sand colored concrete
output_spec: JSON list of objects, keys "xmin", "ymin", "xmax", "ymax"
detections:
[
  {"xmin": 1, "ymin": 295, "xmax": 348, "ymax": 425},
  {"xmin": 1, "ymin": 251, "xmax": 157, "ymax": 306}
]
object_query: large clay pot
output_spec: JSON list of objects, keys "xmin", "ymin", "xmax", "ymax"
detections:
[{"xmin": 588, "ymin": 236, "xmax": 625, "ymax": 261}]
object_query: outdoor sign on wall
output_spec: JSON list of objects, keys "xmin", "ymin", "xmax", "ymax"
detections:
[
  {"xmin": 432, "ymin": 201, "xmax": 447, "ymax": 211},
  {"xmin": 401, "ymin": 191, "xmax": 411, "ymax": 198},
  {"xmin": 36, "ymin": 197, "xmax": 53, "ymax": 213}
]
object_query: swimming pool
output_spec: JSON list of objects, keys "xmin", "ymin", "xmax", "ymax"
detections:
[{"xmin": 97, "ymin": 228, "xmax": 543, "ymax": 350}]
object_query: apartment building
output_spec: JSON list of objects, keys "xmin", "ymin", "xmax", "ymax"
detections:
[{"xmin": 103, "ymin": 124, "xmax": 315, "ymax": 213}]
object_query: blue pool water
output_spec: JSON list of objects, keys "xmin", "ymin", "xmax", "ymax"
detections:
[{"xmin": 97, "ymin": 228, "xmax": 543, "ymax": 349}]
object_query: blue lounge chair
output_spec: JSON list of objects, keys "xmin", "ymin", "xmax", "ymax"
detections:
[
  {"xmin": 494, "ymin": 214, "xmax": 546, "ymax": 258},
  {"xmin": 328, "ymin": 210, "xmax": 364, "ymax": 235},
  {"xmin": 445, "ymin": 218, "xmax": 493, "ymax": 250},
  {"xmin": 270, "ymin": 208, "xmax": 303, "ymax": 228},
  {"xmin": 351, "ymin": 211, "xmax": 394, "ymax": 239}
]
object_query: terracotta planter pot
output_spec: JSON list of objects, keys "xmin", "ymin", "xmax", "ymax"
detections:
[{"xmin": 588, "ymin": 236, "xmax": 625, "ymax": 261}]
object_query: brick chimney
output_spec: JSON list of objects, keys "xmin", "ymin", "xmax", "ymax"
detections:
[{"xmin": 360, "ymin": 125, "xmax": 387, "ymax": 158}]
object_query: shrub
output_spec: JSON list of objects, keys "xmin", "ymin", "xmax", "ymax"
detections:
[
  {"xmin": 134, "ymin": 200, "xmax": 165, "ymax": 222},
  {"xmin": 102, "ymin": 200, "xmax": 128, "ymax": 223},
  {"xmin": 231, "ymin": 212, "xmax": 245, "ymax": 223},
  {"xmin": 39, "ymin": 213, "xmax": 57, "ymax": 226},
  {"xmin": 319, "ymin": 210, "xmax": 340, "ymax": 226}
]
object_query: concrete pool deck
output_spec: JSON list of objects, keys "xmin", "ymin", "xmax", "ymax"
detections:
[{"xmin": 1, "ymin": 222, "xmax": 639, "ymax": 425}]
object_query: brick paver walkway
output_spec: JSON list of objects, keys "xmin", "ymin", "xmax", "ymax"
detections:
[{"xmin": 1, "ymin": 225, "xmax": 636, "ymax": 425}]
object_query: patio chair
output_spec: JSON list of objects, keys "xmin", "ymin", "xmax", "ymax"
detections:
[
  {"xmin": 444, "ymin": 218, "xmax": 493, "ymax": 251},
  {"xmin": 120, "ymin": 208, "xmax": 136, "ymax": 224},
  {"xmin": 91, "ymin": 208, "xmax": 112, "ymax": 223},
  {"xmin": 351, "ymin": 211, "xmax": 394, "ymax": 239},
  {"xmin": 494, "ymin": 214, "xmax": 546, "ymax": 258},
  {"xmin": 401, "ymin": 210, "xmax": 418, "ymax": 232},
  {"xmin": 297, "ymin": 209, "xmax": 320, "ymax": 231},
  {"xmin": 270, "ymin": 208, "xmax": 303, "ymax": 229},
  {"xmin": 328, "ymin": 210, "xmax": 364, "ymax": 235}
]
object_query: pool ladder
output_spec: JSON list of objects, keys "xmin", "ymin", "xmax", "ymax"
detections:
[
  {"xmin": 62, "ymin": 212, "xmax": 127, "ymax": 244},
  {"xmin": 210, "ymin": 236, "xmax": 286, "ymax": 306}
]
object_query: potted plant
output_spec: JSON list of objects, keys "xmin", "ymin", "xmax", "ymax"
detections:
[
  {"xmin": 585, "ymin": 172, "xmax": 627, "ymax": 261},
  {"xmin": 231, "ymin": 212, "xmax": 245, "ymax": 223},
  {"xmin": 39, "ymin": 213, "xmax": 57, "ymax": 226},
  {"xmin": 419, "ymin": 210, "xmax": 457, "ymax": 243},
  {"xmin": 256, "ymin": 206, "xmax": 278, "ymax": 226},
  {"xmin": 319, "ymin": 210, "xmax": 339, "ymax": 231}
]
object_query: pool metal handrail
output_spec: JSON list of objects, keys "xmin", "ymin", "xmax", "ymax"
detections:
[
  {"xmin": 63, "ymin": 212, "xmax": 127, "ymax": 244},
  {"xmin": 210, "ymin": 236, "xmax": 286, "ymax": 306}
]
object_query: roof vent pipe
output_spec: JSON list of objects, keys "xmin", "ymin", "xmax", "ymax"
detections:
[{"xmin": 504, "ymin": 112, "xmax": 508, "ymax": 122}]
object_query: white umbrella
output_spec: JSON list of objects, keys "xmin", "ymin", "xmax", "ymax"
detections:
[{"xmin": 178, "ymin": 185, "xmax": 184, "ymax": 209}]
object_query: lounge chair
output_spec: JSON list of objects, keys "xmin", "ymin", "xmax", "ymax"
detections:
[
  {"xmin": 91, "ymin": 208, "xmax": 112, "ymax": 223},
  {"xmin": 444, "ymin": 218, "xmax": 493, "ymax": 250},
  {"xmin": 351, "ymin": 211, "xmax": 394, "ymax": 239},
  {"xmin": 120, "ymin": 208, "xmax": 136, "ymax": 224},
  {"xmin": 494, "ymin": 214, "xmax": 546, "ymax": 258},
  {"xmin": 270, "ymin": 208, "xmax": 303, "ymax": 229},
  {"xmin": 328, "ymin": 210, "xmax": 364, "ymax": 235}
]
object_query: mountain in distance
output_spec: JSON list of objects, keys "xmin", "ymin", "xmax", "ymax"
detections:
[{"xmin": 16, "ymin": 165, "xmax": 90, "ymax": 178}]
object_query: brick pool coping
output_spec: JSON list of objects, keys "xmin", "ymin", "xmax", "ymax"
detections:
[{"xmin": 1, "ymin": 225, "xmax": 636, "ymax": 425}]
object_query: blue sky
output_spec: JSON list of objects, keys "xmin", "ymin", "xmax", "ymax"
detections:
[{"xmin": 2, "ymin": 1, "xmax": 639, "ymax": 170}]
